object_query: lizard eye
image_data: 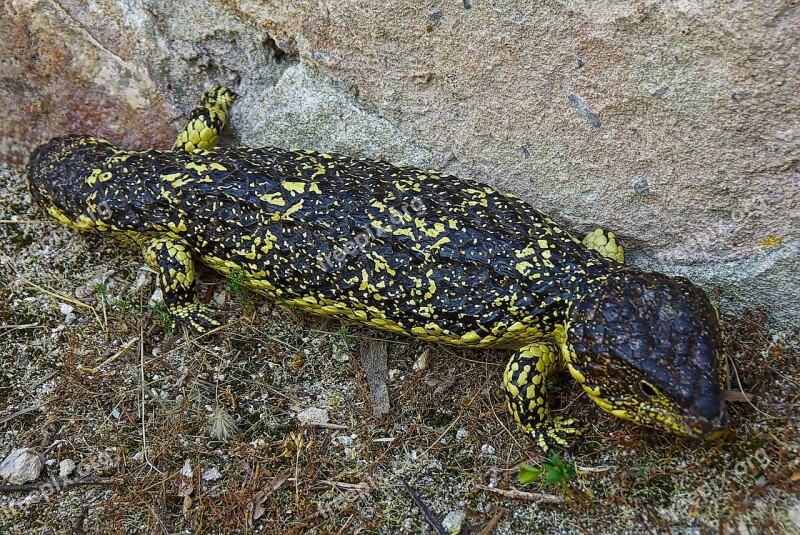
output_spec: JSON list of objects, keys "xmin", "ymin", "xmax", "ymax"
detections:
[{"xmin": 639, "ymin": 381, "xmax": 658, "ymax": 398}]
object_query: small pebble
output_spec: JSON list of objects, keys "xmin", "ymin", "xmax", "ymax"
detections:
[
  {"xmin": 213, "ymin": 291, "xmax": 227, "ymax": 306},
  {"xmin": 149, "ymin": 288, "xmax": 163, "ymax": 305},
  {"xmin": 74, "ymin": 285, "xmax": 95, "ymax": 299},
  {"xmin": 59, "ymin": 459, "xmax": 76, "ymax": 478},
  {"xmin": 180, "ymin": 459, "xmax": 193, "ymax": 478},
  {"xmin": 413, "ymin": 349, "xmax": 429, "ymax": 372},
  {"xmin": 0, "ymin": 448, "xmax": 43, "ymax": 484},
  {"xmin": 442, "ymin": 510, "xmax": 466, "ymax": 534},
  {"xmin": 202, "ymin": 467, "xmax": 222, "ymax": 481},
  {"xmin": 297, "ymin": 407, "xmax": 330, "ymax": 426}
]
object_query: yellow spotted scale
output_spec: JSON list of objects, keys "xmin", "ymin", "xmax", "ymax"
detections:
[{"xmin": 27, "ymin": 87, "xmax": 728, "ymax": 451}]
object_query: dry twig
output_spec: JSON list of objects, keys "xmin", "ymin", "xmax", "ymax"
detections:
[{"xmin": 403, "ymin": 480, "xmax": 446, "ymax": 535}]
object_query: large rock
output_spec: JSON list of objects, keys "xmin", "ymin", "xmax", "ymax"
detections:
[{"xmin": 1, "ymin": 0, "xmax": 797, "ymax": 324}]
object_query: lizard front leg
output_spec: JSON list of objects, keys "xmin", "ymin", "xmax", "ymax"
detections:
[
  {"xmin": 504, "ymin": 341, "xmax": 580, "ymax": 452},
  {"xmin": 143, "ymin": 236, "xmax": 219, "ymax": 332}
]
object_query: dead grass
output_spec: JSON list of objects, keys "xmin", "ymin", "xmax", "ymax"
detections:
[{"xmin": 1, "ymin": 161, "xmax": 798, "ymax": 534}]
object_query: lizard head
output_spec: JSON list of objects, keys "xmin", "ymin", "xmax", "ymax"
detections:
[
  {"xmin": 565, "ymin": 269, "xmax": 728, "ymax": 441},
  {"xmin": 27, "ymin": 135, "xmax": 120, "ymax": 232}
]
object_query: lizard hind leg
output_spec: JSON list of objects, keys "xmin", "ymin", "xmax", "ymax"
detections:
[
  {"xmin": 503, "ymin": 341, "xmax": 580, "ymax": 453},
  {"xmin": 173, "ymin": 86, "xmax": 237, "ymax": 152},
  {"xmin": 582, "ymin": 228, "xmax": 625, "ymax": 263}
]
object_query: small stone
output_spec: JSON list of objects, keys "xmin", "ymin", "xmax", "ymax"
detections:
[
  {"xmin": 58, "ymin": 303, "xmax": 74, "ymax": 316},
  {"xmin": 213, "ymin": 290, "xmax": 227, "ymax": 306},
  {"xmin": 413, "ymin": 349, "xmax": 429, "ymax": 372},
  {"xmin": 442, "ymin": 510, "xmax": 466, "ymax": 534},
  {"xmin": 297, "ymin": 407, "xmax": 329, "ymax": 426},
  {"xmin": 74, "ymin": 285, "xmax": 95, "ymax": 299},
  {"xmin": 480, "ymin": 443, "xmax": 496, "ymax": 456},
  {"xmin": 456, "ymin": 428, "xmax": 469, "ymax": 441},
  {"xmin": 202, "ymin": 467, "xmax": 222, "ymax": 481},
  {"xmin": 149, "ymin": 288, "xmax": 163, "ymax": 305},
  {"xmin": 178, "ymin": 460, "xmax": 194, "ymax": 498},
  {"xmin": 0, "ymin": 448, "xmax": 43, "ymax": 484},
  {"xmin": 388, "ymin": 369, "xmax": 401, "ymax": 382},
  {"xmin": 59, "ymin": 459, "xmax": 76, "ymax": 478},
  {"xmin": 180, "ymin": 459, "xmax": 193, "ymax": 478}
]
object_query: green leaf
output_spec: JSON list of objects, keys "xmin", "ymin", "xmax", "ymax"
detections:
[
  {"xmin": 545, "ymin": 466, "xmax": 564, "ymax": 485},
  {"xmin": 518, "ymin": 463, "xmax": 542, "ymax": 485},
  {"xmin": 547, "ymin": 451, "xmax": 565, "ymax": 469}
]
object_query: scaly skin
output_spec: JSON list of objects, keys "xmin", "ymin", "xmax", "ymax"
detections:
[{"xmin": 26, "ymin": 87, "xmax": 729, "ymax": 451}]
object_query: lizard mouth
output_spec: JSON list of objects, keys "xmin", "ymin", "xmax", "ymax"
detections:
[
  {"xmin": 637, "ymin": 402, "xmax": 729, "ymax": 440},
  {"xmin": 684, "ymin": 404, "xmax": 729, "ymax": 440},
  {"xmin": 587, "ymin": 391, "xmax": 729, "ymax": 440}
]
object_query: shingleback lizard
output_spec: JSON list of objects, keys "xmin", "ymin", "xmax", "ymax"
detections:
[{"xmin": 26, "ymin": 87, "xmax": 729, "ymax": 451}]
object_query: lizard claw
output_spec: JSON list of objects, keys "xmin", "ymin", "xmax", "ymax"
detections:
[
  {"xmin": 171, "ymin": 301, "xmax": 221, "ymax": 332},
  {"xmin": 527, "ymin": 416, "xmax": 581, "ymax": 453}
]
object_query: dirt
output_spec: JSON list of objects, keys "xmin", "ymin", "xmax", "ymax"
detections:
[{"xmin": 0, "ymin": 161, "xmax": 798, "ymax": 533}]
